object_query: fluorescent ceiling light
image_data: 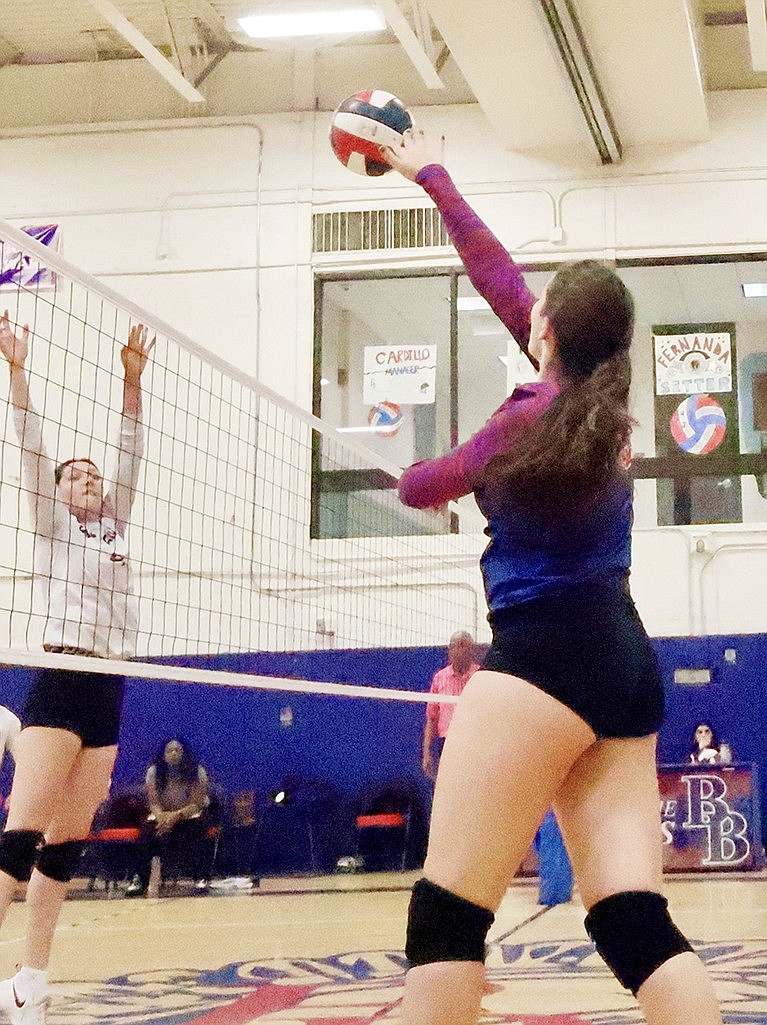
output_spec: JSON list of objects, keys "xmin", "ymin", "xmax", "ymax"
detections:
[
  {"xmin": 457, "ymin": 297, "xmax": 491, "ymax": 311},
  {"xmin": 238, "ymin": 9, "xmax": 385, "ymax": 38},
  {"xmin": 742, "ymin": 282, "xmax": 767, "ymax": 298}
]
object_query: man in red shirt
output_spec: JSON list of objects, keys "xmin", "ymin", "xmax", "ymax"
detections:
[{"xmin": 422, "ymin": 632, "xmax": 481, "ymax": 778}]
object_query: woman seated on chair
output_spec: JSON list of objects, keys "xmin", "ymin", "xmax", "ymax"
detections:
[{"xmin": 126, "ymin": 738, "xmax": 212, "ymax": 895}]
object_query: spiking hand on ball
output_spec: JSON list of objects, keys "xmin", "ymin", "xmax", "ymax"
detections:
[{"xmin": 329, "ymin": 90, "xmax": 413, "ymax": 176}]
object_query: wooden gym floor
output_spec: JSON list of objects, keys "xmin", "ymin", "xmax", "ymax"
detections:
[{"xmin": 0, "ymin": 871, "xmax": 765, "ymax": 1025}]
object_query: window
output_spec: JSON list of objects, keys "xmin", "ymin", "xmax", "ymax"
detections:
[{"xmin": 314, "ymin": 256, "xmax": 767, "ymax": 538}]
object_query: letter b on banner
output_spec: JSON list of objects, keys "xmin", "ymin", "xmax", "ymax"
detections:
[{"xmin": 683, "ymin": 774, "xmax": 750, "ymax": 866}]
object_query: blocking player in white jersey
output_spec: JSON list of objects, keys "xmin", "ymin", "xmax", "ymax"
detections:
[{"xmin": 0, "ymin": 311, "xmax": 154, "ymax": 1025}]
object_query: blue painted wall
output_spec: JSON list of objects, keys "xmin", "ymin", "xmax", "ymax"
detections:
[
  {"xmin": 1, "ymin": 636, "xmax": 765, "ymax": 836},
  {"xmin": 655, "ymin": 635, "xmax": 767, "ymax": 785}
]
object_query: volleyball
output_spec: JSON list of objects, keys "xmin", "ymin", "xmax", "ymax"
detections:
[
  {"xmin": 329, "ymin": 90, "xmax": 413, "ymax": 176},
  {"xmin": 368, "ymin": 401, "xmax": 403, "ymax": 437},
  {"xmin": 669, "ymin": 394, "xmax": 726, "ymax": 455}
]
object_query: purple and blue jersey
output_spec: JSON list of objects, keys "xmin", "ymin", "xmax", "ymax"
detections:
[{"xmin": 397, "ymin": 164, "xmax": 632, "ymax": 611}]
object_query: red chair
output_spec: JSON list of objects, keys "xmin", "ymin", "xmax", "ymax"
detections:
[
  {"xmin": 355, "ymin": 792, "xmax": 412, "ymax": 871},
  {"xmin": 82, "ymin": 792, "xmax": 147, "ymax": 893},
  {"xmin": 89, "ymin": 827, "xmax": 141, "ymax": 842}
]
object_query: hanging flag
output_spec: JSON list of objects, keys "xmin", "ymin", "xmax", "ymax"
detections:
[{"xmin": 0, "ymin": 225, "xmax": 60, "ymax": 292}]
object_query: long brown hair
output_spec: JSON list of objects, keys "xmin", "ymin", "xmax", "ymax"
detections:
[{"xmin": 480, "ymin": 261, "xmax": 634, "ymax": 495}]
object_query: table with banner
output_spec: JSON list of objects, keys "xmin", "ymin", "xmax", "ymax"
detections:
[{"xmin": 659, "ymin": 763, "xmax": 764, "ymax": 871}]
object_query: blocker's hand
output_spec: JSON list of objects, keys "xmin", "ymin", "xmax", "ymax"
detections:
[
  {"xmin": 382, "ymin": 130, "xmax": 444, "ymax": 182},
  {"xmin": 121, "ymin": 323, "xmax": 156, "ymax": 384},
  {"xmin": 0, "ymin": 309, "xmax": 29, "ymax": 368}
]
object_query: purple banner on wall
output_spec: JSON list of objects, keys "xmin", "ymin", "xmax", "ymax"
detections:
[{"xmin": 0, "ymin": 224, "xmax": 60, "ymax": 291}]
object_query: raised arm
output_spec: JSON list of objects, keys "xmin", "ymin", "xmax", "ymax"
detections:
[
  {"xmin": 398, "ymin": 382, "xmax": 555, "ymax": 509},
  {"xmin": 0, "ymin": 310, "xmax": 57, "ymax": 534},
  {"xmin": 383, "ymin": 134, "xmax": 538, "ymax": 364},
  {"xmin": 121, "ymin": 323, "xmax": 155, "ymax": 422},
  {"xmin": 110, "ymin": 323, "xmax": 154, "ymax": 526},
  {"xmin": 0, "ymin": 309, "xmax": 31, "ymax": 412}
]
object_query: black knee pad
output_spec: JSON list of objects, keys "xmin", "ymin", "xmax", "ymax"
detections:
[
  {"xmin": 405, "ymin": 878, "xmax": 495, "ymax": 968},
  {"xmin": 0, "ymin": 830, "xmax": 45, "ymax": 882},
  {"xmin": 35, "ymin": 840, "xmax": 86, "ymax": 883},
  {"xmin": 585, "ymin": 890, "xmax": 693, "ymax": 995}
]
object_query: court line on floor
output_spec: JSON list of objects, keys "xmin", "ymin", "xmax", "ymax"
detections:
[{"xmin": 491, "ymin": 905, "xmax": 553, "ymax": 943}]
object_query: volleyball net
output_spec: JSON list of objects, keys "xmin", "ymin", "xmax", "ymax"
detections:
[{"xmin": 0, "ymin": 219, "xmax": 487, "ymax": 684}]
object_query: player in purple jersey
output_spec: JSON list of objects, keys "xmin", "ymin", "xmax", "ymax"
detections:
[{"xmin": 384, "ymin": 133, "xmax": 721, "ymax": 1025}]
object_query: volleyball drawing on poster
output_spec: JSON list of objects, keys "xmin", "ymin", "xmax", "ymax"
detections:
[
  {"xmin": 367, "ymin": 400, "xmax": 403, "ymax": 437},
  {"xmin": 654, "ymin": 331, "xmax": 731, "ymax": 395},
  {"xmin": 669, "ymin": 394, "xmax": 727, "ymax": 455},
  {"xmin": 0, "ymin": 225, "xmax": 61, "ymax": 292},
  {"xmin": 363, "ymin": 345, "xmax": 436, "ymax": 404}
]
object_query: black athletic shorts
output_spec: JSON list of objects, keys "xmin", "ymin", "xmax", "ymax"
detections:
[
  {"xmin": 24, "ymin": 666, "xmax": 125, "ymax": 748},
  {"xmin": 482, "ymin": 577, "xmax": 664, "ymax": 739}
]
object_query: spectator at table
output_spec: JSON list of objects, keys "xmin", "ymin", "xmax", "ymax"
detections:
[{"xmin": 689, "ymin": 723, "xmax": 731, "ymax": 765}]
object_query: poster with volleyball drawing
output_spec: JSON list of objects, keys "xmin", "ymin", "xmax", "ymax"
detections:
[{"xmin": 653, "ymin": 323, "xmax": 741, "ymax": 525}]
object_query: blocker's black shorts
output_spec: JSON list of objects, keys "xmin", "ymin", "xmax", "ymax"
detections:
[
  {"xmin": 24, "ymin": 666, "xmax": 125, "ymax": 748},
  {"xmin": 483, "ymin": 578, "xmax": 664, "ymax": 739}
]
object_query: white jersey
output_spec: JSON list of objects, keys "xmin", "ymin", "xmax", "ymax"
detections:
[
  {"xmin": 0, "ymin": 705, "xmax": 21, "ymax": 775},
  {"xmin": 14, "ymin": 406, "xmax": 144, "ymax": 658}
]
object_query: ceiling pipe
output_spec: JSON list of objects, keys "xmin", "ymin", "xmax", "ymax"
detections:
[
  {"xmin": 84, "ymin": 0, "xmax": 206, "ymax": 103},
  {"xmin": 377, "ymin": 0, "xmax": 444, "ymax": 89},
  {"xmin": 537, "ymin": 0, "xmax": 622, "ymax": 164},
  {"xmin": 745, "ymin": 0, "xmax": 767, "ymax": 71}
]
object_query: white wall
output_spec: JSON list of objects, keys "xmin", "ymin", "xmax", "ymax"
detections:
[{"xmin": 2, "ymin": 95, "xmax": 767, "ymax": 640}]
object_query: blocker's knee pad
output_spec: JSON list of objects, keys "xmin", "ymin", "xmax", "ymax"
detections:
[
  {"xmin": 585, "ymin": 890, "xmax": 693, "ymax": 995},
  {"xmin": 36, "ymin": 840, "xmax": 86, "ymax": 883},
  {"xmin": 405, "ymin": 878, "xmax": 495, "ymax": 968},
  {"xmin": 0, "ymin": 830, "xmax": 45, "ymax": 882}
]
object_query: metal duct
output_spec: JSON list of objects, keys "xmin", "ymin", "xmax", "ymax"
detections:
[{"xmin": 538, "ymin": 0, "xmax": 622, "ymax": 163}]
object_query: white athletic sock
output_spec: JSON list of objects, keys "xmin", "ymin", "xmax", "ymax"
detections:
[{"xmin": 14, "ymin": 967, "xmax": 48, "ymax": 1001}]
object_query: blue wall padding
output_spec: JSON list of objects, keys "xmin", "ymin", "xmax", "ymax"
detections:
[
  {"xmin": 654, "ymin": 634, "xmax": 767, "ymax": 790},
  {"xmin": 1, "ymin": 636, "xmax": 764, "ymax": 831}
]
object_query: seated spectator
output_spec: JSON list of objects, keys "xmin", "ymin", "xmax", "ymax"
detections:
[
  {"xmin": 126, "ymin": 738, "xmax": 212, "ymax": 895},
  {"xmin": 689, "ymin": 722, "xmax": 731, "ymax": 765}
]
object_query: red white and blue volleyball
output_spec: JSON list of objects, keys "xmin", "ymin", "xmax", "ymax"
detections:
[
  {"xmin": 669, "ymin": 394, "xmax": 727, "ymax": 455},
  {"xmin": 368, "ymin": 401, "xmax": 403, "ymax": 437},
  {"xmin": 330, "ymin": 90, "xmax": 413, "ymax": 176}
]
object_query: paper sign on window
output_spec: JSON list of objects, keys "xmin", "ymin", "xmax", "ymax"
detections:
[
  {"xmin": 363, "ymin": 344, "xmax": 436, "ymax": 405},
  {"xmin": 654, "ymin": 331, "xmax": 731, "ymax": 395}
]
